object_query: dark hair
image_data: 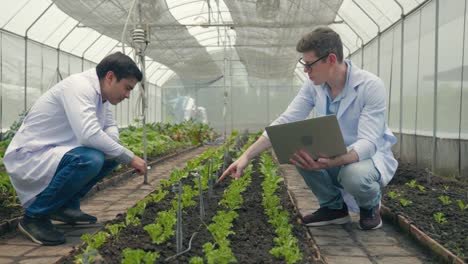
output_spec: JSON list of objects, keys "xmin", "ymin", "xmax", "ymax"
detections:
[
  {"xmin": 96, "ymin": 52, "xmax": 143, "ymax": 81},
  {"xmin": 296, "ymin": 27, "xmax": 344, "ymax": 63}
]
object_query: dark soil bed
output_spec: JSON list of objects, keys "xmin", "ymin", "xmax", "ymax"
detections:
[
  {"xmin": 383, "ymin": 161, "xmax": 468, "ymax": 261},
  {"xmin": 59, "ymin": 159, "xmax": 319, "ymax": 263}
]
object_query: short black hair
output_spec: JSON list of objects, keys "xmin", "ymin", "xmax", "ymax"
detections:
[
  {"xmin": 96, "ymin": 52, "xmax": 143, "ymax": 82},
  {"xmin": 296, "ymin": 27, "xmax": 344, "ymax": 63}
]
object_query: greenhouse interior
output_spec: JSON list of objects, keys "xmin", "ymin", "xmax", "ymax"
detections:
[{"xmin": 0, "ymin": 0, "xmax": 467, "ymax": 263}]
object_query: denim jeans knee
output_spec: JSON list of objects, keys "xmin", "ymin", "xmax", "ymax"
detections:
[
  {"xmin": 25, "ymin": 147, "xmax": 108, "ymax": 217},
  {"xmin": 337, "ymin": 159, "xmax": 381, "ymax": 209},
  {"xmin": 73, "ymin": 147, "xmax": 105, "ymax": 177},
  {"xmin": 295, "ymin": 166, "xmax": 344, "ymax": 209}
]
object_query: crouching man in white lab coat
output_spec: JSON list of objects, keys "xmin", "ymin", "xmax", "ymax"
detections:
[
  {"xmin": 3, "ymin": 52, "xmax": 148, "ymax": 245},
  {"xmin": 219, "ymin": 27, "xmax": 397, "ymax": 231}
]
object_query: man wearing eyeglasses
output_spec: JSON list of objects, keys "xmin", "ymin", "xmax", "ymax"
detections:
[{"xmin": 219, "ymin": 27, "xmax": 397, "ymax": 230}]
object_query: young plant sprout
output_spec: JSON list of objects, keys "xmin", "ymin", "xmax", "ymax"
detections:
[
  {"xmin": 399, "ymin": 198, "xmax": 412, "ymax": 207},
  {"xmin": 457, "ymin": 200, "xmax": 468, "ymax": 212},
  {"xmin": 388, "ymin": 191, "xmax": 400, "ymax": 199},
  {"xmin": 438, "ymin": 195, "xmax": 452, "ymax": 205},
  {"xmin": 433, "ymin": 212, "xmax": 447, "ymax": 224}
]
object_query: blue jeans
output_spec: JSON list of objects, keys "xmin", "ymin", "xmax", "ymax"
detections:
[
  {"xmin": 296, "ymin": 159, "xmax": 381, "ymax": 210},
  {"xmin": 26, "ymin": 147, "xmax": 119, "ymax": 218}
]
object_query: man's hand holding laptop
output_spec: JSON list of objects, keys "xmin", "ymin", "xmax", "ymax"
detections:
[{"xmin": 290, "ymin": 149, "xmax": 337, "ymax": 170}]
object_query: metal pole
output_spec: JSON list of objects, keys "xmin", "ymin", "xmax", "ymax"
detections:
[
  {"xmin": 351, "ymin": 0, "xmax": 381, "ymax": 73},
  {"xmin": 399, "ymin": 17, "xmax": 406, "ymax": 160},
  {"xmin": 393, "ymin": 0, "xmax": 406, "ymax": 160},
  {"xmin": 132, "ymin": 0, "xmax": 150, "ymax": 184},
  {"xmin": 415, "ymin": 10, "xmax": 423, "ymax": 167},
  {"xmin": 57, "ymin": 0, "xmax": 107, "ymax": 81},
  {"xmin": 339, "ymin": 20, "xmax": 364, "ymax": 60},
  {"xmin": 387, "ymin": 29, "xmax": 396, "ymax": 125},
  {"xmin": 223, "ymin": 26, "xmax": 228, "ymax": 142},
  {"xmin": 81, "ymin": 34, "xmax": 104, "ymax": 71},
  {"xmin": 266, "ymin": 80, "xmax": 270, "ymax": 123},
  {"xmin": 2, "ymin": 0, "xmax": 34, "ymax": 29},
  {"xmin": 432, "ymin": 0, "xmax": 440, "ymax": 174},
  {"xmin": 161, "ymin": 87, "xmax": 164, "ymax": 123},
  {"xmin": 176, "ymin": 181, "xmax": 183, "ymax": 253},
  {"xmin": 155, "ymin": 85, "xmax": 159, "ymax": 123},
  {"xmin": 459, "ymin": 0, "xmax": 468, "ymax": 177},
  {"xmin": 140, "ymin": 54, "xmax": 148, "ymax": 184},
  {"xmin": 195, "ymin": 172, "xmax": 205, "ymax": 221},
  {"xmin": 0, "ymin": 32, "xmax": 3, "ymax": 138},
  {"xmin": 229, "ymin": 42, "xmax": 234, "ymax": 132},
  {"xmin": 121, "ymin": 0, "xmax": 139, "ymax": 55},
  {"xmin": 24, "ymin": 1, "xmax": 55, "ymax": 111},
  {"xmin": 377, "ymin": 34, "xmax": 381, "ymax": 75}
]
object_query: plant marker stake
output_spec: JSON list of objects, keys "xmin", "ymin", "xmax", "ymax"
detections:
[
  {"xmin": 194, "ymin": 172, "xmax": 205, "ymax": 221},
  {"xmin": 208, "ymin": 159, "xmax": 213, "ymax": 199},
  {"xmin": 222, "ymin": 147, "xmax": 229, "ymax": 173},
  {"xmin": 172, "ymin": 181, "xmax": 183, "ymax": 253},
  {"xmin": 425, "ymin": 168, "xmax": 432, "ymax": 185}
]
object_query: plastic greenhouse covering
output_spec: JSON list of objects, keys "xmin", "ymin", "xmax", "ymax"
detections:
[{"xmin": 1, "ymin": 0, "xmax": 468, "ymax": 178}]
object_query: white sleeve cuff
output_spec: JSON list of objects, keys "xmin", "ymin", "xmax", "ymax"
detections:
[
  {"xmin": 115, "ymin": 148, "xmax": 134, "ymax": 164},
  {"xmin": 348, "ymin": 139, "xmax": 376, "ymax": 161}
]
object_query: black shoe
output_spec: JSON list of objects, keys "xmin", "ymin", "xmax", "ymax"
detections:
[
  {"xmin": 301, "ymin": 203, "xmax": 351, "ymax": 226},
  {"xmin": 18, "ymin": 215, "xmax": 65, "ymax": 245},
  {"xmin": 359, "ymin": 203, "xmax": 382, "ymax": 230},
  {"xmin": 50, "ymin": 208, "xmax": 97, "ymax": 225}
]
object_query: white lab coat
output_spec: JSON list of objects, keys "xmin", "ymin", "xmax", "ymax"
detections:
[
  {"xmin": 4, "ymin": 69, "xmax": 133, "ymax": 206},
  {"xmin": 263, "ymin": 61, "xmax": 398, "ymax": 212}
]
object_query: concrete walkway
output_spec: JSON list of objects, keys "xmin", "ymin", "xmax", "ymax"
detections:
[
  {"xmin": 0, "ymin": 146, "xmax": 209, "ymax": 264},
  {"xmin": 280, "ymin": 163, "xmax": 435, "ymax": 264}
]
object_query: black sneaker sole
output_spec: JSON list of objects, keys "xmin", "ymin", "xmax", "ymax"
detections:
[
  {"xmin": 50, "ymin": 215, "xmax": 97, "ymax": 225},
  {"xmin": 358, "ymin": 219, "xmax": 383, "ymax": 230},
  {"xmin": 50, "ymin": 218, "xmax": 97, "ymax": 225},
  {"xmin": 18, "ymin": 222, "xmax": 65, "ymax": 246},
  {"xmin": 305, "ymin": 215, "xmax": 352, "ymax": 226}
]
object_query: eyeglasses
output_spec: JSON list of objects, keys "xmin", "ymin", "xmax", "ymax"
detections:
[{"xmin": 298, "ymin": 54, "xmax": 329, "ymax": 70}]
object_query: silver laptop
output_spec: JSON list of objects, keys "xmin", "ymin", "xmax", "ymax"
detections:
[{"xmin": 265, "ymin": 115, "xmax": 347, "ymax": 164}]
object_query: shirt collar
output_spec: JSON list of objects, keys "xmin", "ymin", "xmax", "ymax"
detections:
[{"xmin": 322, "ymin": 60, "xmax": 352, "ymax": 102}]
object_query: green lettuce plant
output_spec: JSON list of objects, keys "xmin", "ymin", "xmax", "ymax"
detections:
[
  {"xmin": 387, "ymin": 191, "xmax": 400, "ymax": 199},
  {"xmin": 399, "ymin": 198, "xmax": 412, "ymax": 207},
  {"xmin": 260, "ymin": 153, "xmax": 302, "ymax": 264},
  {"xmin": 457, "ymin": 200, "xmax": 468, "ymax": 212},
  {"xmin": 105, "ymin": 223, "xmax": 124, "ymax": 237},
  {"xmin": 189, "ymin": 256, "xmax": 204, "ymax": 264},
  {"xmin": 405, "ymin": 180, "xmax": 417, "ymax": 188},
  {"xmin": 433, "ymin": 212, "xmax": 447, "ymax": 224},
  {"xmin": 121, "ymin": 248, "xmax": 159, "ymax": 264},
  {"xmin": 438, "ymin": 195, "xmax": 452, "ymax": 205}
]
